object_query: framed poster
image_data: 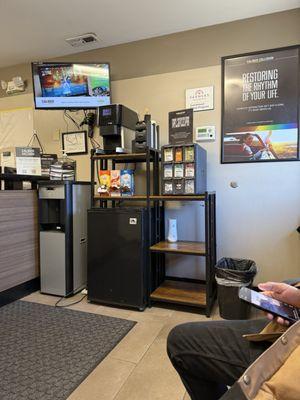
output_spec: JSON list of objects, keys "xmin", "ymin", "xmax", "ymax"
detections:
[
  {"xmin": 221, "ymin": 46, "xmax": 299, "ymax": 163},
  {"xmin": 62, "ymin": 130, "xmax": 87, "ymax": 155},
  {"xmin": 169, "ymin": 109, "xmax": 193, "ymax": 145},
  {"xmin": 186, "ymin": 86, "xmax": 214, "ymax": 111}
]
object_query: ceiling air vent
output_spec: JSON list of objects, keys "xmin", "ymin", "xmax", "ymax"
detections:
[{"xmin": 65, "ymin": 33, "xmax": 99, "ymax": 48}]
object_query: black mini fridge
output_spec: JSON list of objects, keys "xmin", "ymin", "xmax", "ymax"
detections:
[{"xmin": 87, "ymin": 208, "xmax": 150, "ymax": 310}]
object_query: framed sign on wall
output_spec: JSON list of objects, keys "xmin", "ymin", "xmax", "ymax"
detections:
[
  {"xmin": 16, "ymin": 147, "xmax": 41, "ymax": 175},
  {"xmin": 221, "ymin": 45, "xmax": 299, "ymax": 163},
  {"xmin": 186, "ymin": 86, "xmax": 214, "ymax": 111},
  {"xmin": 62, "ymin": 130, "xmax": 88, "ymax": 155},
  {"xmin": 169, "ymin": 109, "xmax": 193, "ymax": 145}
]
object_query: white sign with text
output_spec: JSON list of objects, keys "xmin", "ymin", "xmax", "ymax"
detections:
[{"xmin": 186, "ymin": 86, "xmax": 214, "ymax": 111}]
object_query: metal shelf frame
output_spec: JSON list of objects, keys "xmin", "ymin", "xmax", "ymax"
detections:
[
  {"xmin": 149, "ymin": 193, "xmax": 217, "ymax": 317},
  {"xmin": 90, "ymin": 148, "xmax": 161, "ymax": 304},
  {"xmin": 90, "ymin": 149, "xmax": 216, "ymax": 316}
]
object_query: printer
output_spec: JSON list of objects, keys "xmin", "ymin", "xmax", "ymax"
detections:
[{"xmin": 98, "ymin": 104, "xmax": 138, "ymax": 153}]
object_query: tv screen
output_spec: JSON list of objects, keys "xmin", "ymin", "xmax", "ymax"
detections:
[{"xmin": 32, "ymin": 62, "xmax": 111, "ymax": 109}]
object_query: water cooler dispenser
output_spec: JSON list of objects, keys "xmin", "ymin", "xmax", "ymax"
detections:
[{"xmin": 38, "ymin": 181, "xmax": 90, "ymax": 296}]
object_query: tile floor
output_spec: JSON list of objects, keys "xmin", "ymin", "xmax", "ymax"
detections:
[{"xmin": 21, "ymin": 291, "xmax": 261, "ymax": 400}]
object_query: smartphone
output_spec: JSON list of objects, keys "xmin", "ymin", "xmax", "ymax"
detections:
[{"xmin": 239, "ymin": 287, "xmax": 300, "ymax": 323}]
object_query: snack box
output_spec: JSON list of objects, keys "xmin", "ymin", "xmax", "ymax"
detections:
[
  {"xmin": 174, "ymin": 179, "xmax": 184, "ymax": 195},
  {"xmin": 175, "ymin": 147, "xmax": 183, "ymax": 162},
  {"xmin": 185, "ymin": 179, "xmax": 195, "ymax": 194},
  {"xmin": 185, "ymin": 163, "xmax": 195, "ymax": 178},
  {"xmin": 184, "ymin": 145, "xmax": 194, "ymax": 162},
  {"xmin": 164, "ymin": 147, "xmax": 173, "ymax": 162},
  {"xmin": 163, "ymin": 180, "xmax": 173, "ymax": 195},
  {"xmin": 120, "ymin": 170, "xmax": 135, "ymax": 196},
  {"xmin": 110, "ymin": 170, "xmax": 121, "ymax": 197},
  {"xmin": 163, "ymin": 164, "xmax": 173, "ymax": 179},
  {"xmin": 174, "ymin": 163, "xmax": 184, "ymax": 178},
  {"xmin": 98, "ymin": 170, "xmax": 110, "ymax": 195}
]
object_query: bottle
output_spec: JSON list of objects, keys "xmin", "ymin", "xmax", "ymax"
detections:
[{"xmin": 167, "ymin": 219, "xmax": 178, "ymax": 243}]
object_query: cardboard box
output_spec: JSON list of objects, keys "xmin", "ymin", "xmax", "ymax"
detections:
[
  {"xmin": 175, "ymin": 147, "xmax": 183, "ymax": 162},
  {"xmin": 174, "ymin": 179, "xmax": 184, "ymax": 194},
  {"xmin": 98, "ymin": 170, "xmax": 110, "ymax": 195},
  {"xmin": 185, "ymin": 179, "xmax": 195, "ymax": 194},
  {"xmin": 184, "ymin": 146, "xmax": 194, "ymax": 162},
  {"xmin": 163, "ymin": 180, "xmax": 173, "ymax": 195},
  {"xmin": 163, "ymin": 147, "xmax": 173, "ymax": 162},
  {"xmin": 110, "ymin": 170, "xmax": 121, "ymax": 196},
  {"xmin": 163, "ymin": 164, "xmax": 173, "ymax": 179},
  {"xmin": 185, "ymin": 163, "xmax": 195, "ymax": 178},
  {"xmin": 174, "ymin": 163, "xmax": 184, "ymax": 178},
  {"xmin": 121, "ymin": 170, "xmax": 135, "ymax": 196}
]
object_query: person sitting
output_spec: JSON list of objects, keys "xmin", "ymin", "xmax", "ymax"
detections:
[
  {"xmin": 167, "ymin": 281, "xmax": 300, "ymax": 400},
  {"xmin": 240, "ymin": 133, "xmax": 264, "ymax": 160}
]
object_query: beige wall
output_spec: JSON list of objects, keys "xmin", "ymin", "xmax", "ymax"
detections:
[
  {"xmin": 0, "ymin": 8, "xmax": 299, "ymax": 97},
  {"xmin": 0, "ymin": 9, "xmax": 299, "ymax": 282},
  {"xmin": 1, "ymin": 64, "xmax": 299, "ymax": 282},
  {"xmin": 47, "ymin": 67, "xmax": 300, "ymax": 283}
]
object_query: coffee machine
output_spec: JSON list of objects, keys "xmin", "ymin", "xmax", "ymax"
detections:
[{"xmin": 98, "ymin": 104, "xmax": 138, "ymax": 153}]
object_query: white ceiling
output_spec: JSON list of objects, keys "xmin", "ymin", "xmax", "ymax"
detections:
[{"xmin": 0, "ymin": 0, "xmax": 299, "ymax": 68}]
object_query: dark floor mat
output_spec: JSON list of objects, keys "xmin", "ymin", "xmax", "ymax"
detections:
[{"xmin": 0, "ymin": 300, "xmax": 135, "ymax": 400}]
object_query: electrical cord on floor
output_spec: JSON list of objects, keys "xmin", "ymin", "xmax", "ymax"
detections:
[{"xmin": 55, "ymin": 294, "xmax": 87, "ymax": 308}]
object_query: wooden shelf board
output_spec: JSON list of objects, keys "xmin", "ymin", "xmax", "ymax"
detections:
[
  {"xmin": 150, "ymin": 240, "xmax": 206, "ymax": 255},
  {"xmin": 94, "ymin": 195, "xmax": 147, "ymax": 200},
  {"xmin": 93, "ymin": 195, "xmax": 206, "ymax": 201},
  {"xmin": 150, "ymin": 195, "xmax": 206, "ymax": 201},
  {"xmin": 150, "ymin": 280, "xmax": 206, "ymax": 307},
  {"xmin": 92, "ymin": 152, "xmax": 157, "ymax": 162}
]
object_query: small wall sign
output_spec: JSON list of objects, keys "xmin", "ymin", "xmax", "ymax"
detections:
[
  {"xmin": 185, "ymin": 86, "xmax": 214, "ymax": 112},
  {"xmin": 169, "ymin": 109, "xmax": 193, "ymax": 145},
  {"xmin": 16, "ymin": 147, "xmax": 41, "ymax": 175}
]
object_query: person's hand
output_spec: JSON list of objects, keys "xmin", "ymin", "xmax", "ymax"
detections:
[
  {"xmin": 258, "ymin": 282, "xmax": 300, "ymax": 326},
  {"xmin": 265, "ymin": 131, "xmax": 272, "ymax": 145}
]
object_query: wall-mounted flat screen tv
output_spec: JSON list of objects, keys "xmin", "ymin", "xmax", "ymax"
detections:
[{"xmin": 32, "ymin": 62, "xmax": 111, "ymax": 109}]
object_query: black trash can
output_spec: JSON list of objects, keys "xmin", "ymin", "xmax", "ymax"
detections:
[{"xmin": 215, "ymin": 258, "xmax": 257, "ymax": 320}]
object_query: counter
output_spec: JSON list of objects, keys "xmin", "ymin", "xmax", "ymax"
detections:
[{"xmin": 0, "ymin": 190, "xmax": 39, "ymax": 293}]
